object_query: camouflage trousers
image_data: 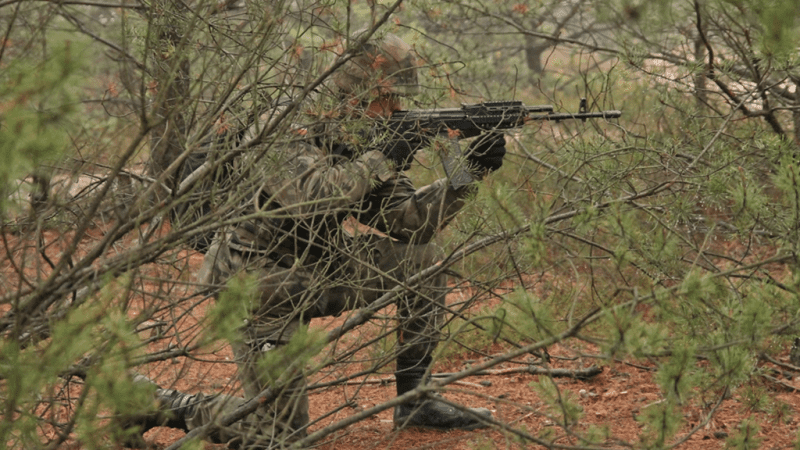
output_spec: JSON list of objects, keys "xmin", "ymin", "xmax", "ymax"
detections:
[{"xmin": 189, "ymin": 232, "xmax": 447, "ymax": 447}]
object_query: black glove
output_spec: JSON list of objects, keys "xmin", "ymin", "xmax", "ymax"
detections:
[
  {"xmin": 466, "ymin": 132, "xmax": 506, "ymax": 173},
  {"xmin": 378, "ymin": 130, "xmax": 430, "ymax": 171}
]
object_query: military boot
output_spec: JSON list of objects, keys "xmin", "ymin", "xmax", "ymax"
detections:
[
  {"xmin": 393, "ymin": 367, "xmax": 492, "ymax": 431},
  {"xmin": 115, "ymin": 375, "xmax": 201, "ymax": 447}
]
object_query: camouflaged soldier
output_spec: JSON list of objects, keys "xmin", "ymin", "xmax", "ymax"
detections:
[{"xmin": 122, "ymin": 31, "xmax": 507, "ymax": 448}]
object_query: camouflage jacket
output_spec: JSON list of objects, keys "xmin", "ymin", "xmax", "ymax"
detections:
[{"xmin": 224, "ymin": 113, "xmax": 474, "ymax": 264}]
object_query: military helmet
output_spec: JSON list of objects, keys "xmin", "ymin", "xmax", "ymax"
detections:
[{"xmin": 332, "ymin": 31, "xmax": 420, "ymax": 98}]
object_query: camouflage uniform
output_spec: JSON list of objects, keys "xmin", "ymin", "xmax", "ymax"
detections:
[
  {"xmin": 125, "ymin": 31, "xmax": 500, "ymax": 449},
  {"xmin": 182, "ymin": 111, "xmax": 473, "ymax": 446}
]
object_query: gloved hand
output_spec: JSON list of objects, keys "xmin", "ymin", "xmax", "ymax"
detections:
[
  {"xmin": 378, "ymin": 130, "xmax": 430, "ymax": 171},
  {"xmin": 466, "ymin": 132, "xmax": 506, "ymax": 174}
]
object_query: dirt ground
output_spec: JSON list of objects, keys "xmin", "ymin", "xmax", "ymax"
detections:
[
  {"xmin": 131, "ymin": 250, "xmax": 800, "ymax": 450},
  {"xmin": 4, "ymin": 226, "xmax": 800, "ymax": 450}
]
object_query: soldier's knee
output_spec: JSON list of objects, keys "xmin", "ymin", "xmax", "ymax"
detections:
[
  {"xmin": 378, "ymin": 240, "xmax": 443, "ymax": 267},
  {"xmin": 412, "ymin": 242, "xmax": 445, "ymax": 267}
]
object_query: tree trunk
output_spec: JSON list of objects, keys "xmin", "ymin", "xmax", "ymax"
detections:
[
  {"xmin": 693, "ymin": 34, "xmax": 707, "ymax": 109},
  {"xmin": 147, "ymin": 1, "xmax": 190, "ymax": 201}
]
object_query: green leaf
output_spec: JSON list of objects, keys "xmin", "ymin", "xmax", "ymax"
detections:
[{"xmin": 725, "ymin": 418, "xmax": 762, "ymax": 450}]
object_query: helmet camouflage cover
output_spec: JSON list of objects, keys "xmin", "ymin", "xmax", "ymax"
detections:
[{"xmin": 332, "ymin": 31, "xmax": 420, "ymax": 98}]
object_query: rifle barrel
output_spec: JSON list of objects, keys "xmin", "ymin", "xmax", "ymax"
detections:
[{"xmin": 531, "ymin": 110, "xmax": 622, "ymax": 121}]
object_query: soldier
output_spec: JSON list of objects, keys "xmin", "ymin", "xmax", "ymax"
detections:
[{"xmin": 121, "ymin": 31, "xmax": 507, "ymax": 448}]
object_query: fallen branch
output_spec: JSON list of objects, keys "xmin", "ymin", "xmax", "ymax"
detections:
[
  {"xmin": 760, "ymin": 352, "xmax": 800, "ymax": 373},
  {"xmin": 760, "ymin": 374, "xmax": 800, "ymax": 392},
  {"xmin": 339, "ymin": 377, "xmax": 485, "ymax": 389},
  {"xmin": 338, "ymin": 365, "xmax": 603, "ymax": 389},
  {"xmin": 436, "ymin": 364, "xmax": 603, "ymax": 380}
]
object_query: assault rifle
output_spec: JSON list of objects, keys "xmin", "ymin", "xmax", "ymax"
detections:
[{"xmin": 388, "ymin": 99, "xmax": 621, "ymax": 188}]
